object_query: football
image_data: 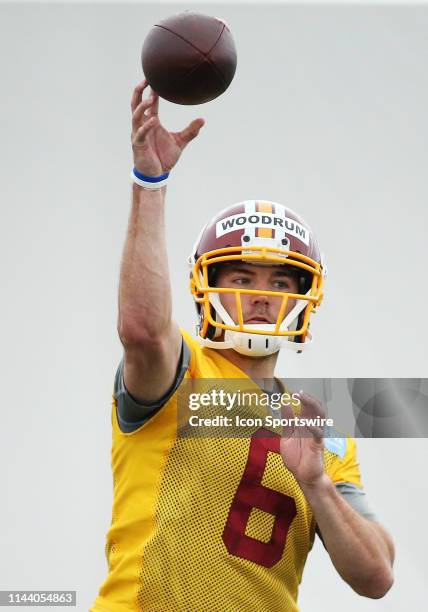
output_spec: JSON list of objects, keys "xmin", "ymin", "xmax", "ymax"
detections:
[{"xmin": 141, "ymin": 11, "xmax": 237, "ymax": 105}]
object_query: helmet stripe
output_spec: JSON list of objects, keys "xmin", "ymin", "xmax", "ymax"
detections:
[
  {"xmin": 256, "ymin": 201, "xmax": 274, "ymax": 238},
  {"xmin": 244, "ymin": 201, "xmax": 256, "ymax": 239}
]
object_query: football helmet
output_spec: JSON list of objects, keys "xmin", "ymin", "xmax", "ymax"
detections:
[{"xmin": 189, "ymin": 200, "xmax": 325, "ymax": 356}]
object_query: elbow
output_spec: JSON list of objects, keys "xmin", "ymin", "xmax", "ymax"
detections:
[
  {"xmin": 117, "ymin": 311, "xmax": 172, "ymax": 348},
  {"xmin": 117, "ymin": 322, "xmax": 169, "ymax": 349},
  {"xmin": 352, "ymin": 567, "xmax": 394, "ymax": 599}
]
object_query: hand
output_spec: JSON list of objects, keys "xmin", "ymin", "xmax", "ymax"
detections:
[
  {"xmin": 131, "ymin": 80, "xmax": 205, "ymax": 176},
  {"xmin": 279, "ymin": 392, "xmax": 326, "ymax": 488}
]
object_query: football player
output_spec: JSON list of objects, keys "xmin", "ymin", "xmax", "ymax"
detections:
[{"xmin": 91, "ymin": 82, "xmax": 394, "ymax": 612}]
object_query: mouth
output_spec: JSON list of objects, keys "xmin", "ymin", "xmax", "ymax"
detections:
[{"xmin": 244, "ymin": 317, "xmax": 272, "ymax": 324}]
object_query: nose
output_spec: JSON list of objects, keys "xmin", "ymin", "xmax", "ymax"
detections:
[{"xmin": 250, "ymin": 292, "xmax": 270, "ymax": 306}]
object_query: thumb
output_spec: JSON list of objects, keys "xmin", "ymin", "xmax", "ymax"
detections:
[{"xmin": 175, "ymin": 118, "xmax": 205, "ymax": 149}]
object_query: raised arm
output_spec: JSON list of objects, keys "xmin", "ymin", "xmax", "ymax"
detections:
[{"xmin": 118, "ymin": 81, "xmax": 204, "ymax": 403}]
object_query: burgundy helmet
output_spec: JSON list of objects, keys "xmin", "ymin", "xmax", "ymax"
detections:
[{"xmin": 189, "ymin": 200, "xmax": 325, "ymax": 355}]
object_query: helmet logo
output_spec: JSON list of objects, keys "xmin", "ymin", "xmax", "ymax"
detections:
[{"xmin": 216, "ymin": 212, "xmax": 309, "ymax": 245}]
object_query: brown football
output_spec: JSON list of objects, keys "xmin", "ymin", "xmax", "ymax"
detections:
[{"xmin": 141, "ymin": 11, "xmax": 237, "ymax": 105}]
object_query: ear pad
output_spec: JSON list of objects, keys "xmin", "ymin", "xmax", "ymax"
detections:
[
  {"xmin": 206, "ymin": 265, "xmax": 219, "ymax": 339},
  {"xmin": 294, "ymin": 271, "xmax": 312, "ymax": 344},
  {"xmin": 299, "ymin": 270, "xmax": 312, "ymax": 293}
]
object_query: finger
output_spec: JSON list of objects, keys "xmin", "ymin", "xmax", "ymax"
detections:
[
  {"xmin": 280, "ymin": 398, "xmax": 295, "ymax": 422},
  {"xmin": 174, "ymin": 118, "xmax": 205, "ymax": 148},
  {"xmin": 277, "ymin": 399, "xmax": 295, "ymax": 439},
  {"xmin": 298, "ymin": 392, "xmax": 326, "ymax": 421},
  {"xmin": 133, "ymin": 117, "xmax": 159, "ymax": 146},
  {"xmin": 131, "ymin": 80, "xmax": 150, "ymax": 113},
  {"xmin": 148, "ymin": 90, "xmax": 159, "ymax": 117},
  {"xmin": 132, "ymin": 96, "xmax": 156, "ymax": 132},
  {"xmin": 280, "ymin": 427, "xmax": 302, "ymax": 457},
  {"xmin": 297, "ymin": 392, "xmax": 325, "ymax": 442},
  {"xmin": 281, "ymin": 418, "xmax": 297, "ymax": 440},
  {"xmin": 305, "ymin": 424, "xmax": 324, "ymax": 443}
]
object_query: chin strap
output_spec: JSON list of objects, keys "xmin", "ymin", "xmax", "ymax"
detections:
[{"xmin": 197, "ymin": 325, "xmax": 313, "ymax": 355}]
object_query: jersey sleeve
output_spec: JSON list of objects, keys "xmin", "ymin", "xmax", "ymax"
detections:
[
  {"xmin": 115, "ymin": 334, "xmax": 191, "ymax": 433},
  {"xmin": 325, "ymin": 436, "xmax": 378, "ymax": 520},
  {"xmin": 324, "ymin": 435, "xmax": 362, "ymax": 488}
]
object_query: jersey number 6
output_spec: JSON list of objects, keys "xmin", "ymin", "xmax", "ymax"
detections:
[{"xmin": 222, "ymin": 429, "xmax": 297, "ymax": 568}]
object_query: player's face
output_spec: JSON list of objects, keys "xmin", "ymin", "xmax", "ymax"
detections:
[{"xmin": 214, "ymin": 263, "xmax": 300, "ymax": 325}]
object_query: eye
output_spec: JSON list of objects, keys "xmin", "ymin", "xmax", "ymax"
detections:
[
  {"xmin": 273, "ymin": 280, "xmax": 292, "ymax": 290},
  {"xmin": 232, "ymin": 276, "xmax": 251, "ymax": 285}
]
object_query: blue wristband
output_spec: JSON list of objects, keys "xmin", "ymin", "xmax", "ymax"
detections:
[{"xmin": 132, "ymin": 167, "xmax": 170, "ymax": 189}]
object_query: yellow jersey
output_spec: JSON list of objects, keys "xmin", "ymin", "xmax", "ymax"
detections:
[{"xmin": 91, "ymin": 330, "xmax": 362, "ymax": 612}]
